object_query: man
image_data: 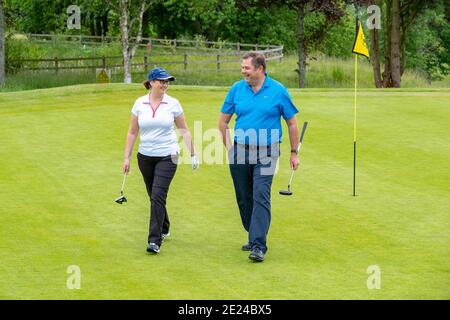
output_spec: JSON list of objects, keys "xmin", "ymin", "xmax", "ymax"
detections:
[{"xmin": 218, "ymin": 52, "xmax": 300, "ymax": 262}]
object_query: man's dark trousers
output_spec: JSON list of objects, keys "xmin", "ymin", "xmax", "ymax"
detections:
[{"xmin": 229, "ymin": 143, "xmax": 279, "ymax": 254}]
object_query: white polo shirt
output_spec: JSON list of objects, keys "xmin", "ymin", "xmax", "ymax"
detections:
[{"xmin": 131, "ymin": 93, "xmax": 184, "ymax": 157}]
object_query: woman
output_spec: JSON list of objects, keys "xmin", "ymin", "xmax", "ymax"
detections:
[{"xmin": 122, "ymin": 67, "xmax": 199, "ymax": 254}]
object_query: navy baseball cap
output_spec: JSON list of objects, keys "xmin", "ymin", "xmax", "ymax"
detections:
[{"xmin": 147, "ymin": 67, "xmax": 175, "ymax": 81}]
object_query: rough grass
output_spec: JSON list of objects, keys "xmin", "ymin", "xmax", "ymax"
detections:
[{"xmin": 3, "ymin": 41, "xmax": 449, "ymax": 91}]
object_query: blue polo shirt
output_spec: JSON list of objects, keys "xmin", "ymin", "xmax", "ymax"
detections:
[{"xmin": 221, "ymin": 75, "xmax": 299, "ymax": 146}]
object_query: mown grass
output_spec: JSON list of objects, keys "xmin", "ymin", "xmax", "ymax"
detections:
[{"xmin": 0, "ymin": 84, "xmax": 449, "ymax": 299}]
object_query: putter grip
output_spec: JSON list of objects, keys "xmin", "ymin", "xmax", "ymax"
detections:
[{"xmin": 299, "ymin": 121, "xmax": 308, "ymax": 144}]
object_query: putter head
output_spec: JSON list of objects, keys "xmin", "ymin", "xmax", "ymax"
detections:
[
  {"xmin": 279, "ymin": 190, "xmax": 293, "ymax": 196},
  {"xmin": 279, "ymin": 186, "xmax": 292, "ymax": 196},
  {"xmin": 115, "ymin": 193, "xmax": 127, "ymax": 204}
]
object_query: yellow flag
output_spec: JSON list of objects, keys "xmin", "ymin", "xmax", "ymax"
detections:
[{"xmin": 352, "ymin": 19, "xmax": 370, "ymax": 58}]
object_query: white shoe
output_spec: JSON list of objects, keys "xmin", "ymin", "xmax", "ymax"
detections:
[{"xmin": 162, "ymin": 232, "xmax": 170, "ymax": 242}]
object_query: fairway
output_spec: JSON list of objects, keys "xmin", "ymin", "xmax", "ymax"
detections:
[{"xmin": 0, "ymin": 84, "xmax": 449, "ymax": 299}]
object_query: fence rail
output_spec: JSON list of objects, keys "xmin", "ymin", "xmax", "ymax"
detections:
[
  {"xmin": 9, "ymin": 53, "xmax": 283, "ymax": 73},
  {"xmin": 25, "ymin": 33, "xmax": 282, "ymax": 52},
  {"xmin": 8, "ymin": 34, "xmax": 283, "ymax": 73}
]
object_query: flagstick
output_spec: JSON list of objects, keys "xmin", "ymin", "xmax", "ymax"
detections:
[{"xmin": 353, "ymin": 54, "xmax": 358, "ymax": 197}]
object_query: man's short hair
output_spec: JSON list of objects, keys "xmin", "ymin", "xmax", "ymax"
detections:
[{"xmin": 242, "ymin": 52, "xmax": 266, "ymax": 72}]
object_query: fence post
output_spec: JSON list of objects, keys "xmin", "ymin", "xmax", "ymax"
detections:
[
  {"xmin": 102, "ymin": 56, "xmax": 106, "ymax": 69},
  {"xmin": 148, "ymin": 38, "xmax": 152, "ymax": 52},
  {"xmin": 216, "ymin": 54, "xmax": 220, "ymax": 71},
  {"xmin": 55, "ymin": 57, "xmax": 59, "ymax": 75},
  {"xmin": 237, "ymin": 42, "xmax": 240, "ymax": 54},
  {"xmin": 144, "ymin": 55, "xmax": 148, "ymax": 73},
  {"xmin": 184, "ymin": 53, "xmax": 188, "ymax": 70}
]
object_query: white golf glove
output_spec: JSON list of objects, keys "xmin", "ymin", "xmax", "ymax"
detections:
[{"xmin": 191, "ymin": 155, "xmax": 199, "ymax": 171}]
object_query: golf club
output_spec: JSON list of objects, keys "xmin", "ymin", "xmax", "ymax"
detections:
[
  {"xmin": 114, "ymin": 173, "xmax": 128, "ymax": 204},
  {"xmin": 279, "ymin": 121, "xmax": 308, "ymax": 196}
]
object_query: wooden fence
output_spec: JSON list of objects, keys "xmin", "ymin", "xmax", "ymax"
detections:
[{"xmin": 7, "ymin": 34, "xmax": 283, "ymax": 74}]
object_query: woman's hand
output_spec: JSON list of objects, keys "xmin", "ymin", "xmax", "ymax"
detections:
[
  {"xmin": 123, "ymin": 158, "xmax": 131, "ymax": 174},
  {"xmin": 191, "ymin": 155, "xmax": 199, "ymax": 171}
]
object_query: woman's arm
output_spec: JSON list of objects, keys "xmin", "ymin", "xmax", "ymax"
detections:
[
  {"xmin": 174, "ymin": 114, "xmax": 195, "ymax": 156},
  {"xmin": 123, "ymin": 115, "xmax": 139, "ymax": 173}
]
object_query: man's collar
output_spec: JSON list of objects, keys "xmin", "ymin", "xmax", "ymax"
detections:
[
  {"xmin": 246, "ymin": 72, "xmax": 270, "ymax": 90},
  {"xmin": 262, "ymin": 73, "xmax": 270, "ymax": 88}
]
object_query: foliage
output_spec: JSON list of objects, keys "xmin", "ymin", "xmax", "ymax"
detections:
[
  {"xmin": 406, "ymin": 6, "xmax": 450, "ymax": 81},
  {"xmin": 4, "ymin": 36, "xmax": 43, "ymax": 73},
  {"xmin": 5, "ymin": 0, "xmax": 69, "ymax": 34},
  {"xmin": 321, "ymin": 5, "xmax": 357, "ymax": 58},
  {"xmin": 2, "ymin": 0, "xmax": 450, "ymax": 87}
]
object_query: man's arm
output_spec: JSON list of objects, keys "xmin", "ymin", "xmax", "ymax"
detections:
[
  {"xmin": 218, "ymin": 112, "xmax": 233, "ymax": 150},
  {"xmin": 286, "ymin": 116, "xmax": 300, "ymax": 170}
]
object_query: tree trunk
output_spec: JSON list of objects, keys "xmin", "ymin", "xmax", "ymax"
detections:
[
  {"xmin": 400, "ymin": 36, "xmax": 406, "ymax": 76},
  {"xmin": 296, "ymin": 1, "xmax": 307, "ymax": 88},
  {"xmin": 119, "ymin": 0, "xmax": 132, "ymax": 84},
  {"xmin": 95, "ymin": 18, "xmax": 102, "ymax": 37},
  {"xmin": 366, "ymin": 0, "xmax": 382, "ymax": 88},
  {"xmin": 101, "ymin": 10, "xmax": 109, "ymax": 36},
  {"xmin": 382, "ymin": 0, "xmax": 393, "ymax": 87},
  {"xmin": 390, "ymin": 0, "xmax": 401, "ymax": 87},
  {"xmin": 129, "ymin": 2, "xmax": 146, "ymax": 59},
  {"xmin": 119, "ymin": 0, "xmax": 147, "ymax": 84},
  {"xmin": 370, "ymin": 28, "xmax": 382, "ymax": 88},
  {"xmin": 0, "ymin": 0, "xmax": 5, "ymax": 86}
]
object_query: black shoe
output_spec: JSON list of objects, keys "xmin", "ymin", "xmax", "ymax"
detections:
[
  {"xmin": 241, "ymin": 243, "xmax": 252, "ymax": 251},
  {"xmin": 249, "ymin": 248, "xmax": 264, "ymax": 262},
  {"xmin": 147, "ymin": 242, "xmax": 160, "ymax": 254}
]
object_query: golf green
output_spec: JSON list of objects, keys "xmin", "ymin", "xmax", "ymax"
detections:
[{"xmin": 0, "ymin": 84, "xmax": 448, "ymax": 299}]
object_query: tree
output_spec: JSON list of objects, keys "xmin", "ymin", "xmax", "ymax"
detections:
[
  {"xmin": 355, "ymin": 0, "xmax": 440, "ymax": 87},
  {"xmin": 242, "ymin": 0, "xmax": 345, "ymax": 88},
  {"xmin": 5, "ymin": 0, "xmax": 70, "ymax": 34},
  {"xmin": 115, "ymin": 0, "xmax": 150, "ymax": 84},
  {"xmin": 406, "ymin": 2, "xmax": 450, "ymax": 81},
  {"xmin": 0, "ymin": 0, "xmax": 5, "ymax": 86},
  {"xmin": 81, "ymin": 0, "xmax": 110, "ymax": 36},
  {"xmin": 290, "ymin": 0, "xmax": 346, "ymax": 87}
]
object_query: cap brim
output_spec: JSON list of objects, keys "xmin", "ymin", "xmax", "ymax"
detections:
[{"xmin": 156, "ymin": 76, "xmax": 175, "ymax": 81}]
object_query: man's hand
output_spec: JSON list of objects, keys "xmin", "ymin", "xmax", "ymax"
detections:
[{"xmin": 290, "ymin": 153, "xmax": 299, "ymax": 170}]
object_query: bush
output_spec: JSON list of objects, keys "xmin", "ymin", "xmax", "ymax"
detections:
[{"xmin": 5, "ymin": 37, "xmax": 44, "ymax": 73}]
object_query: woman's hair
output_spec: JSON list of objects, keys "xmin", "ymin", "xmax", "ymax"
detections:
[{"xmin": 143, "ymin": 80, "xmax": 151, "ymax": 90}]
